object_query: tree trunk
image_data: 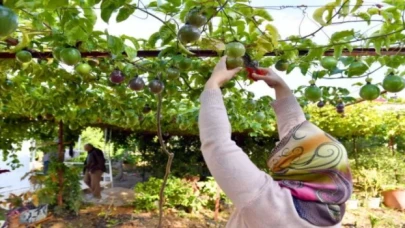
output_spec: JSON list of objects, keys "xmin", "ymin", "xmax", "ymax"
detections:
[
  {"xmin": 389, "ymin": 136, "xmax": 395, "ymax": 155},
  {"xmin": 114, "ymin": 160, "xmax": 124, "ymax": 181},
  {"xmin": 57, "ymin": 121, "xmax": 64, "ymax": 207},
  {"xmin": 353, "ymin": 137, "xmax": 358, "ymax": 169}
]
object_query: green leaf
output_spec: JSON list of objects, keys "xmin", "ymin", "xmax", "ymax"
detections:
[
  {"xmin": 299, "ymin": 62, "xmax": 310, "ymax": 75},
  {"xmin": 125, "ymin": 46, "xmax": 137, "ymax": 60},
  {"xmin": 351, "ymin": 0, "xmax": 363, "ymax": 13},
  {"xmin": 340, "ymin": 56, "xmax": 355, "ymax": 66},
  {"xmin": 116, "ymin": 5, "xmax": 136, "ymax": 23},
  {"xmin": 166, "ymin": 0, "xmax": 181, "ymax": 7},
  {"xmin": 100, "ymin": 0, "xmax": 126, "ymax": 24},
  {"xmin": 148, "ymin": 32, "xmax": 160, "ymax": 48},
  {"xmin": 46, "ymin": 0, "xmax": 69, "ymax": 9},
  {"xmin": 199, "ymin": 38, "xmax": 225, "ymax": 52},
  {"xmin": 338, "ymin": 88, "xmax": 350, "ymax": 95},
  {"xmin": 354, "ymin": 12, "xmax": 371, "ymax": 25},
  {"xmin": 334, "ymin": 45, "xmax": 343, "ymax": 59},
  {"xmin": 286, "ymin": 63, "xmax": 296, "ymax": 74},
  {"xmin": 305, "ymin": 48, "xmax": 324, "ymax": 61},
  {"xmin": 107, "ymin": 35, "xmax": 125, "ymax": 55},
  {"xmin": 254, "ymin": 8, "xmax": 273, "ymax": 21},
  {"xmin": 233, "ymin": 3, "xmax": 253, "ymax": 17},
  {"xmin": 329, "ymin": 68, "xmax": 343, "ymax": 76},
  {"xmin": 331, "ymin": 30, "xmax": 355, "ymax": 42},
  {"xmin": 312, "ymin": 70, "xmax": 328, "ymax": 79}
]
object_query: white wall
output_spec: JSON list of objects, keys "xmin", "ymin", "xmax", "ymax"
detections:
[{"xmin": 0, "ymin": 141, "xmax": 32, "ymax": 199}]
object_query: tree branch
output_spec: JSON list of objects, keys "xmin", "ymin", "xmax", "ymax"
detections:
[
  {"xmin": 135, "ymin": 7, "xmax": 177, "ymax": 36},
  {"xmin": 299, "ymin": 0, "xmax": 350, "ymax": 40},
  {"xmin": 323, "ymin": 65, "xmax": 384, "ymax": 80},
  {"xmin": 156, "ymin": 90, "xmax": 174, "ymax": 228},
  {"xmin": 21, "ymin": 9, "xmax": 52, "ymax": 31}
]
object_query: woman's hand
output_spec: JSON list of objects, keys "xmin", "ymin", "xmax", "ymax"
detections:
[
  {"xmin": 251, "ymin": 67, "xmax": 293, "ymax": 100},
  {"xmin": 250, "ymin": 67, "xmax": 285, "ymax": 89},
  {"xmin": 205, "ymin": 56, "xmax": 242, "ymax": 89}
]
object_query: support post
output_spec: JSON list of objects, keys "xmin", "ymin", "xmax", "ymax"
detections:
[{"xmin": 57, "ymin": 120, "xmax": 64, "ymax": 206}]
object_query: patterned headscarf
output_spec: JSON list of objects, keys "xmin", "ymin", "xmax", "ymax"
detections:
[{"xmin": 267, "ymin": 121, "xmax": 353, "ymax": 226}]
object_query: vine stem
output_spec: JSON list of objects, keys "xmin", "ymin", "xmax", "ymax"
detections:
[
  {"xmin": 136, "ymin": 7, "xmax": 177, "ymax": 36},
  {"xmin": 156, "ymin": 91, "xmax": 174, "ymax": 228},
  {"xmin": 301, "ymin": 0, "xmax": 349, "ymax": 40}
]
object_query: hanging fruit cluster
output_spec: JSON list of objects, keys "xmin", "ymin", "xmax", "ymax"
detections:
[
  {"xmin": 336, "ymin": 102, "xmax": 345, "ymax": 114},
  {"xmin": 225, "ymin": 42, "xmax": 246, "ymax": 69},
  {"xmin": 178, "ymin": 8, "xmax": 206, "ymax": 44}
]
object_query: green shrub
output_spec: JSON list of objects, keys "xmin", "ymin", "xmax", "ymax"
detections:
[{"xmin": 133, "ymin": 177, "xmax": 230, "ymax": 213}]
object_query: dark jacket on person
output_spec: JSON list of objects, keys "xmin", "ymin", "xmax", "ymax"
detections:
[{"xmin": 83, "ymin": 148, "xmax": 107, "ymax": 174}]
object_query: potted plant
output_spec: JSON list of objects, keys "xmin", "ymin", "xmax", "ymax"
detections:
[
  {"xmin": 381, "ymin": 155, "xmax": 405, "ymax": 210},
  {"xmin": 355, "ymin": 168, "xmax": 385, "ymax": 209},
  {"xmin": 381, "ymin": 184, "xmax": 405, "ymax": 210},
  {"xmin": 346, "ymin": 193, "xmax": 359, "ymax": 210}
]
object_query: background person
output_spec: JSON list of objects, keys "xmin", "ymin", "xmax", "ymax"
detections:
[
  {"xmin": 198, "ymin": 56, "xmax": 353, "ymax": 227},
  {"xmin": 83, "ymin": 143, "xmax": 107, "ymax": 199}
]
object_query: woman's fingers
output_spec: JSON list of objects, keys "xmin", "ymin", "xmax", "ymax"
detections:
[
  {"xmin": 256, "ymin": 67, "xmax": 269, "ymax": 73},
  {"xmin": 251, "ymin": 73, "xmax": 267, "ymax": 81},
  {"xmin": 230, "ymin": 67, "xmax": 243, "ymax": 75}
]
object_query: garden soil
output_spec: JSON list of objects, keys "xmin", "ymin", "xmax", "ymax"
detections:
[{"xmin": 39, "ymin": 171, "xmax": 405, "ymax": 227}]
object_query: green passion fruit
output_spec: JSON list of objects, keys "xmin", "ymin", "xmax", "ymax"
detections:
[
  {"xmin": 60, "ymin": 48, "xmax": 81, "ymax": 66},
  {"xmin": 226, "ymin": 57, "xmax": 244, "ymax": 69},
  {"xmin": 225, "ymin": 42, "xmax": 246, "ymax": 58},
  {"xmin": 305, "ymin": 84, "xmax": 322, "ymax": 102},
  {"xmin": 382, "ymin": 74, "xmax": 405, "ymax": 93},
  {"xmin": 347, "ymin": 61, "xmax": 368, "ymax": 77},
  {"xmin": 185, "ymin": 9, "xmax": 207, "ymax": 28},
  {"xmin": 360, "ymin": 82, "xmax": 380, "ymax": 100},
  {"xmin": 320, "ymin": 56, "xmax": 338, "ymax": 70},
  {"xmin": 275, "ymin": 60, "xmax": 289, "ymax": 71},
  {"xmin": 255, "ymin": 111, "xmax": 266, "ymax": 121},
  {"xmin": 0, "ymin": 6, "xmax": 18, "ymax": 37},
  {"xmin": 167, "ymin": 67, "xmax": 180, "ymax": 79},
  {"xmin": 178, "ymin": 58, "xmax": 193, "ymax": 71},
  {"xmin": 16, "ymin": 50, "xmax": 32, "ymax": 63},
  {"xmin": 75, "ymin": 63, "xmax": 92, "ymax": 76},
  {"xmin": 178, "ymin": 24, "xmax": 201, "ymax": 44}
]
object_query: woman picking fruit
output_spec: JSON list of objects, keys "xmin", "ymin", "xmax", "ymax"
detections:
[{"xmin": 198, "ymin": 56, "xmax": 353, "ymax": 227}]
